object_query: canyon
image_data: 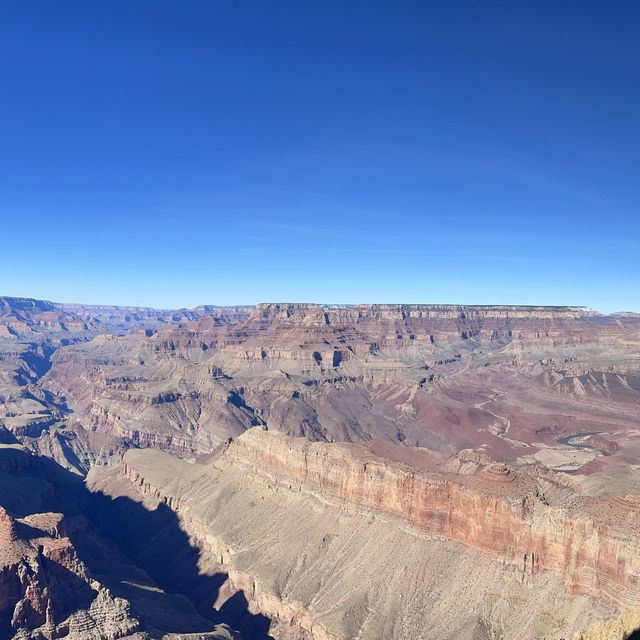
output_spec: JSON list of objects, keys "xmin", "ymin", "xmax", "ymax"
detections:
[{"xmin": 1, "ymin": 297, "xmax": 639, "ymax": 639}]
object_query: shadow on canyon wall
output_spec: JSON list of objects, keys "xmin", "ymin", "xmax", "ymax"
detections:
[
  {"xmin": 0, "ymin": 448, "xmax": 273, "ymax": 639},
  {"xmin": 85, "ymin": 491, "xmax": 273, "ymax": 639}
]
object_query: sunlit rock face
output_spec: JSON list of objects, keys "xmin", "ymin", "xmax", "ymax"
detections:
[
  {"xmin": 1, "ymin": 298, "xmax": 640, "ymax": 640},
  {"xmin": 44, "ymin": 303, "xmax": 640, "ymax": 475},
  {"xmin": 92, "ymin": 428, "xmax": 639, "ymax": 640}
]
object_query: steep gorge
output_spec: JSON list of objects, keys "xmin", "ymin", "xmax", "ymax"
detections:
[{"xmin": 43, "ymin": 304, "xmax": 640, "ymax": 476}]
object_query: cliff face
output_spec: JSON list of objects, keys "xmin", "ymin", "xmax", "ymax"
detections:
[
  {"xmin": 5, "ymin": 299, "xmax": 639, "ymax": 639},
  {"xmin": 43, "ymin": 303, "xmax": 640, "ymax": 479},
  {"xmin": 0, "ymin": 512, "xmax": 139, "ymax": 639},
  {"xmin": 204, "ymin": 302, "xmax": 606, "ymax": 357},
  {"xmin": 0, "ymin": 449, "xmax": 140, "ymax": 639},
  {"xmin": 225, "ymin": 430, "xmax": 640, "ymax": 610},
  {"xmin": 104, "ymin": 429, "xmax": 640, "ymax": 640}
]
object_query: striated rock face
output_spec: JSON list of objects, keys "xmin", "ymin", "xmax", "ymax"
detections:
[
  {"xmin": 0, "ymin": 295, "xmax": 251, "ymax": 342},
  {"xmin": 58, "ymin": 302, "xmax": 251, "ymax": 332},
  {"xmin": 44, "ymin": 303, "xmax": 640, "ymax": 478},
  {"xmin": 95, "ymin": 428, "xmax": 640, "ymax": 640},
  {"xmin": 248, "ymin": 302, "xmax": 596, "ymax": 337},
  {"xmin": 224, "ymin": 430, "xmax": 640, "ymax": 610},
  {"xmin": 199, "ymin": 302, "xmax": 606, "ymax": 361},
  {"xmin": 0, "ymin": 506, "xmax": 139, "ymax": 639},
  {"xmin": 0, "ymin": 296, "xmax": 252, "ymax": 472},
  {"xmin": 0, "ymin": 296, "xmax": 103, "ymax": 339}
]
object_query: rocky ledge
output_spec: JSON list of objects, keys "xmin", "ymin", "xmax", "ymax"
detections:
[
  {"xmin": 224, "ymin": 430, "xmax": 640, "ymax": 610},
  {"xmin": 109, "ymin": 429, "xmax": 640, "ymax": 640}
]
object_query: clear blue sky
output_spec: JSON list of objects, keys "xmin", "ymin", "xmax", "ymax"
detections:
[{"xmin": 1, "ymin": 1, "xmax": 638, "ymax": 311}]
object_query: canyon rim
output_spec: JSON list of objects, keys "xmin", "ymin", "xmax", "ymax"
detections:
[{"xmin": 0, "ymin": 298, "xmax": 639, "ymax": 639}]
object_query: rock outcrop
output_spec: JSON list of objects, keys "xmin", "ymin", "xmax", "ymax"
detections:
[
  {"xmin": 0, "ymin": 484, "xmax": 140, "ymax": 638},
  {"xmin": 226, "ymin": 430, "xmax": 640, "ymax": 609},
  {"xmin": 91, "ymin": 428, "xmax": 640, "ymax": 640},
  {"xmin": 0, "ymin": 444, "xmax": 242, "ymax": 639}
]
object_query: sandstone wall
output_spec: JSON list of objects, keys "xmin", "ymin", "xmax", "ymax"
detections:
[{"xmin": 225, "ymin": 430, "xmax": 640, "ymax": 610}]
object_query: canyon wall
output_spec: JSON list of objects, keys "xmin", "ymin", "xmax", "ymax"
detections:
[
  {"xmin": 225, "ymin": 430, "xmax": 640, "ymax": 610},
  {"xmin": 3, "ymin": 298, "xmax": 640, "ymax": 639},
  {"xmin": 42, "ymin": 303, "xmax": 640, "ymax": 473},
  {"xmin": 106, "ymin": 428, "xmax": 640, "ymax": 640},
  {"xmin": 0, "ymin": 444, "xmax": 241, "ymax": 639}
]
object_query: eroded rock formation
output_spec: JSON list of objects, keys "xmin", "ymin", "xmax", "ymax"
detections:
[
  {"xmin": 88, "ymin": 428, "xmax": 640, "ymax": 640},
  {"xmin": 0, "ymin": 444, "xmax": 241, "ymax": 639},
  {"xmin": 2, "ymin": 298, "xmax": 639, "ymax": 639},
  {"xmin": 43, "ymin": 303, "xmax": 640, "ymax": 476}
]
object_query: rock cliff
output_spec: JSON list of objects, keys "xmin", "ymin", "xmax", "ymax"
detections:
[
  {"xmin": 44, "ymin": 303, "xmax": 640, "ymax": 478},
  {"xmin": 97, "ymin": 428, "xmax": 640, "ymax": 640},
  {"xmin": 226, "ymin": 430, "xmax": 640, "ymax": 609},
  {"xmin": 0, "ymin": 444, "xmax": 241, "ymax": 639}
]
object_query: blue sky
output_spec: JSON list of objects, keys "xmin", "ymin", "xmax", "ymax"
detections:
[{"xmin": 0, "ymin": 1, "xmax": 638, "ymax": 311}]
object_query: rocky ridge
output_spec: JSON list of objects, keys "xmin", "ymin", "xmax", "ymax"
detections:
[
  {"xmin": 226, "ymin": 429, "xmax": 640, "ymax": 609},
  {"xmin": 0, "ymin": 443, "xmax": 242, "ymax": 639},
  {"xmin": 93, "ymin": 427, "xmax": 640, "ymax": 640},
  {"xmin": 43, "ymin": 303, "xmax": 640, "ymax": 474}
]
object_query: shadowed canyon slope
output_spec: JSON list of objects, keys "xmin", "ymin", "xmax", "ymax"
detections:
[
  {"xmin": 0, "ymin": 443, "xmax": 244, "ymax": 640},
  {"xmin": 1, "ymin": 298, "xmax": 639, "ymax": 639}
]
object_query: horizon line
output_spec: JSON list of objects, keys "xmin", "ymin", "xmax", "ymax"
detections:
[{"xmin": 5, "ymin": 294, "xmax": 639, "ymax": 316}]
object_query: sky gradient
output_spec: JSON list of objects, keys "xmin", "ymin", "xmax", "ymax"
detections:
[{"xmin": 1, "ymin": 1, "xmax": 638, "ymax": 312}]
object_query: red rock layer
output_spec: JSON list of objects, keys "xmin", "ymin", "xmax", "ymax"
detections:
[
  {"xmin": 225, "ymin": 430, "xmax": 640, "ymax": 611},
  {"xmin": 141, "ymin": 302, "xmax": 640, "ymax": 365}
]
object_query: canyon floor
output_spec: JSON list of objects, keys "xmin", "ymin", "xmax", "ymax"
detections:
[{"xmin": 0, "ymin": 297, "xmax": 639, "ymax": 640}]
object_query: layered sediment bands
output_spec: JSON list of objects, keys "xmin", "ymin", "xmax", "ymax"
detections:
[
  {"xmin": 225, "ymin": 430, "xmax": 640, "ymax": 610},
  {"xmin": 43, "ymin": 302, "xmax": 640, "ymax": 470},
  {"xmin": 58, "ymin": 302, "xmax": 252, "ymax": 331},
  {"xmin": 105, "ymin": 429, "xmax": 636, "ymax": 640},
  {"xmin": 204, "ymin": 302, "xmax": 609, "ymax": 357},
  {"xmin": 43, "ymin": 337, "xmax": 258, "ymax": 455},
  {"xmin": 239, "ymin": 302, "xmax": 624, "ymax": 352}
]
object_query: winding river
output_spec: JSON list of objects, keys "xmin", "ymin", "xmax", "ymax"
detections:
[{"xmin": 555, "ymin": 431, "xmax": 611, "ymax": 457}]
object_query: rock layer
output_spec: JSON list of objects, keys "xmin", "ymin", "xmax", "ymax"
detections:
[
  {"xmin": 94, "ymin": 428, "xmax": 640, "ymax": 640},
  {"xmin": 226, "ymin": 430, "xmax": 640, "ymax": 609},
  {"xmin": 44, "ymin": 303, "xmax": 640, "ymax": 477}
]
